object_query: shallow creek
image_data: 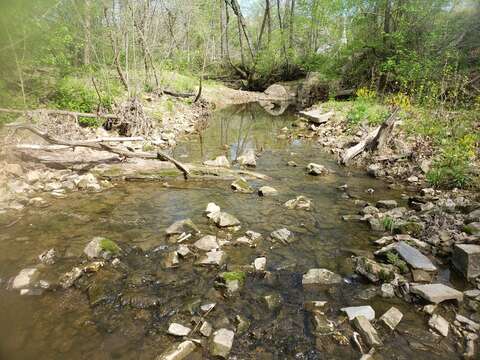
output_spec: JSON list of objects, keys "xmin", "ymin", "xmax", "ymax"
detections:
[{"xmin": 0, "ymin": 103, "xmax": 460, "ymax": 359}]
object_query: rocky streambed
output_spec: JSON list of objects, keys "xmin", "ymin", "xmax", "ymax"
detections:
[{"xmin": 0, "ymin": 102, "xmax": 479, "ymax": 359}]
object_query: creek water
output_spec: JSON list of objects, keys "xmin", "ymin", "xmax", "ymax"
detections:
[{"xmin": 0, "ymin": 103, "xmax": 459, "ymax": 359}]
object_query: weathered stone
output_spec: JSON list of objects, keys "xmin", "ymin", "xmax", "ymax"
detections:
[
  {"xmin": 376, "ymin": 200, "xmax": 398, "ymax": 209},
  {"xmin": 204, "ymin": 155, "xmax": 230, "ymax": 168},
  {"xmin": 362, "ymin": 206, "xmax": 380, "ymax": 215},
  {"xmin": 200, "ymin": 321, "xmax": 213, "ymax": 337},
  {"xmin": 4, "ymin": 163, "xmax": 23, "ymax": 177},
  {"xmin": 168, "ymin": 323, "xmax": 191, "ymax": 337},
  {"xmin": 428, "ymin": 314, "xmax": 449, "ymax": 336},
  {"xmin": 284, "ymin": 195, "xmax": 312, "ymax": 211},
  {"xmin": 194, "ymin": 235, "xmax": 219, "ymax": 251},
  {"xmin": 164, "ymin": 252, "xmax": 179, "ymax": 268},
  {"xmin": 59, "ymin": 267, "xmax": 83, "ymax": 288},
  {"xmin": 380, "ymin": 307, "xmax": 403, "ymax": 330},
  {"xmin": 396, "ymin": 221, "xmax": 425, "ymax": 237},
  {"xmin": 263, "ymin": 293, "xmax": 283, "ymax": 311},
  {"xmin": 452, "ymin": 244, "xmax": 480, "ymax": 279},
  {"xmin": 302, "ymin": 268, "xmax": 342, "ymax": 285},
  {"xmin": 367, "ymin": 163, "xmax": 382, "ymax": 177},
  {"xmin": 306, "ymin": 163, "xmax": 327, "ymax": 176},
  {"xmin": 253, "ymin": 257, "xmax": 267, "ymax": 271},
  {"xmin": 456, "ymin": 314, "xmax": 480, "ymax": 332},
  {"xmin": 380, "ymin": 283, "xmax": 395, "ymax": 298},
  {"xmin": 211, "ymin": 328, "xmax": 234, "ymax": 358},
  {"xmin": 155, "ymin": 340, "xmax": 196, "ymax": 360},
  {"xmin": 165, "ymin": 219, "xmax": 200, "ymax": 236},
  {"xmin": 341, "ymin": 306, "xmax": 375, "ymax": 321},
  {"xmin": 464, "ymin": 289, "xmax": 480, "ymax": 298},
  {"xmin": 299, "ymin": 109, "xmax": 334, "ymax": 124},
  {"xmin": 231, "ymin": 178, "xmax": 254, "ymax": 193},
  {"xmin": 83, "ymin": 237, "xmax": 121, "ymax": 259},
  {"xmin": 237, "ymin": 149, "xmax": 256, "ymax": 167},
  {"xmin": 212, "ymin": 212, "xmax": 240, "ymax": 228},
  {"xmin": 312, "ymin": 312, "xmax": 335, "ymax": 334},
  {"xmin": 270, "ymin": 228, "xmax": 294, "ymax": 244},
  {"xmin": 205, "ymin": 202, "xmax": 221, "ymax": 216},
  {"xmin": 464, "ymin": 222, "xmax": 480, "ymax": 235},
  {"xmin": 200, "ymin": 303, "xmax": 216, "ymax": 313},
  {"xmin": 197, "ymin": 250, "xmax": 226, "ymax": 266},
  {"xmin": 75, "ymin": 173, "xmax": 101, "ymax": 191},
  {"xmin": 11, "ymin": 268, "xmax": 38, "ymax": 289},
  {"xmin": 353, "ymin": 315, "xmax": 383, "ymax": 346},
  {"xmin": 394, "ymin": 241, "xmax": 437, "ymax": 271},
  {"xmin": 176, "ymin": 245, "xmax": 191, "ymax": 258},
  {"xmin": 354, "ymin": 256, "xmax": 396, "ymax": 283},
  {"xmin": 411, "ymin": 283, "xmax": 463, "ymax": 304},
  {"xmin": 38, "ymin": 248, "xmax": 57, "ymax": 265},
  {"xmin": 258, "ymin": 186, "xmax": 278, "ymax": 196}
]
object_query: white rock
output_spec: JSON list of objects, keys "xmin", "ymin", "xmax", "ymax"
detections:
[
  {"xmin": 203, "ymin": 155, "xmax": 230, "ymax": 168},
  {"xmin": 197, "ymin": 250, "xmax": 226, "ymax": 266},
  {"xmin": 168, "ymin": 323, "xmax": 191, "ymax": 337},
  {"xmin": 258, "ymin": 186, "xmax": 278, "ymax": 196},
  {"xmin": 12, "ymin": 268, "xmax": 38, "ymax": 289},
  {"xmin": 253, "ymin": 257, "xmax": 267, "ymax": 271},
  {"xmin": 380, "ymin": 283, "xmax": 395, "ymax": 298},
  {"xmin": 194, "ymin": 235, "xmax": 219, "ymax": 251},
  {"xmin": 380, "ymin": 307, "xmax": 403, "ymax": 330},
  {"xmin": 428, "ymin": 314, "xmax": 449, "ymax": 337},
  {"xmin": 155, "ymin": 340, "xmax": 196, "ymax": 360},
  {"xmin": 200, "ymin": 321, "xmax": 213, "ymax": 337},
  {"xmin": 211, "ymin": 328, "xmax": 235, "ymax": 358},
  {"xmin": 237, "ymin": 149, "xmax": 256, "ymax": 167},
  {"xmin": 341, "ymin": 306, "xmax": 375, "ymax": 321}
]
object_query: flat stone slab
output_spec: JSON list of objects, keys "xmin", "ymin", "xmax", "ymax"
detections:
[
  {"xmin": 452, "ymin": 244, "xmax": 480, "ymax": 279},
  {"xmin": 411, "ymin": 283, "xmax": 463, "ymax": 304},
  {"xmin": 395, "ymin": 241, "xmax": 437, "ymax": 271},
  {"xmin": 380, "ymin": 307, "xmax": 403, "ymax": 330},
  {"xmin": 353, "ymin": 315, "xmax": 382, "ymax": 346},
  {"xmin": 299, "ymin": 109, "xmax": 334, "ymax": 124},
  {"xmin": 341, "ymin": 306, "xmax": 375, "ymax": 321}
]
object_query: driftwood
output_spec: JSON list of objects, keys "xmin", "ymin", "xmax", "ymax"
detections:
[
  {"xmin": 8, "ymin": 124, "xmax": 191, "ymax": 179},
  {"xmin": 341, "ymin": 109, "xmax": 398, "ymax": 165}
]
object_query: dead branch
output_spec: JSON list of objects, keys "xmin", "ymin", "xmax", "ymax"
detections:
[{"xmin": 9, "ymin": 124, "xmax": 190, "ymax": 179}]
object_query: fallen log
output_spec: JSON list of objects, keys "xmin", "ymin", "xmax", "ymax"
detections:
[
  {"xmin": 8, "ymin": 124, "xmax": 190, "ymax": 179},
  {"xmin": 341, "ymin": 109, "xmax": 398, "ymax": 165}
]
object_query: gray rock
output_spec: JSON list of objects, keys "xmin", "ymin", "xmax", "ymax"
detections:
[
  {"xmin": 231, "ymin": 178, "xmax": 254, "ymax": 193},
  {"xmin": 376, "ymin": 200, "xmax": 398, "ymax": 209},
  {"xmin": 411, "ymin": 283, "xmax": 463, "ymax": 304},
  {"xmin": 452, "ymin": 244, "xmax": 480, "ymax": 279},
  {"xmin": 194, "ymin": 235, "xmax": 219, "ymax": 251},
  {"xmin": 380, "ymin": 307, "xmax": 403, "ymax": 330},
  {"xmin": 168, "ymin": 323, "xmax": 191, "ymax": 337},
  {"xmin": 155, "ymin": 340, "xmax": 196, "ymax": 360},
  {"xmin": 394, "ymin": 241, "xmax": 437, "ymax": 271},
  {"xmin": 59, "ymin": 267, "xmax": 83, "ymax": 288},
  {"xmin": 341, "ymin": 306, "xmax": 375, "ymax": 321},
  {"xmin": 284, "ymin": 195, "xmax": 312, "ymax": 211},
  {"xmin": 302, "ymin": 268, "xmax": 342, "ymax": 285},
  {"xmin": 411, "ymin": 269, "xmax": 433, "ymax": 282},
  {"xmin": 204, "ymin": 155, "xmax": 230, "ymax": 168},
  {"xmin": 200, "ymin": 321, "xmax": 213, "ymax": 337},
  {"xmin": 237, "ymin": 149, "xmax": 256, "ymax": 167},
  {"xmin": 165, "ymin": 219, "xmax": 200, "ymax": 236},
  {"xmin": 380, "ymin": 283, "xmax": 395, "ymax": 298},
  {"xmin": 423, "ymin": 304, "xmax": 437, "ymax": 315},
  {"xmin": 212, "ymin": 212, "xmax": 240, "ymax": 228},
  {"xmin": 200, "ymin": 303, "xmax": 216, "ymax": 313},
  {"xmin": 367, "ymin": 163, "xmax": 382, "ymax": 177},
  {"xmin": 428, "ymin": 314, "xmax": 449, "ymax": 336},
  {"xmin": 83, "ymin": 237, "xmax": 121, "ymax": 259},
  {"xmin": 464, "ymin": 222, "xmax": 480, "ymax": 235},
  {"xmin": 38, "ymin": 248, "xmax": 57, "ymax": 265},
  {"xmin": 307, "ymin": 163, "xmax": 327, "ymax": 175},
  {"xmin": 270, "ymin": 228, "xmax": 293, "ymax": 244},
  {"xmin": 176, "ymin": 245, "xmax": 191, "ymax": 258},
  {"xmin": 197, "ymin": 250, "xmax": 226, "ymax": 266},
  {"xmin": 211, "ymin": 328, "xmax": 235, "ymax": 358},
  {"xmin": 258, "ymin": 186, "xmax": 278, "ymax": 196},
  {"xmin": 455, "ymin": 314, "xmax": 480, "ymax": 332},
  {"xmin": 466, "ymin": 209, "xmax": 480, "ymax": 223},
  {"xmin": 11, "ymin": 268, "xmax": 38, "ymax": 289},
  {"xmin": 353, "ymin": 315, "xmax": 383, "ymax": 346},
  {"xmin": 464, "ymin": 289, "xmax": 480, "ymax": 298}
]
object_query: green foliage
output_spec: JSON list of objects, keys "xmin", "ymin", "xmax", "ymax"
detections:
[
  {"xmin": 385, "ymin": 252, "xmax": 409, "ymax": 273},
  {"xmin": 382, "ymin": 216, "xmax": 396, "ymax": 233},
  {"xmin": 78, "ymin": 117, "xmax": 101, "ymax": 128},
  {"xmin": 346, "ymin": 99, "xmax": 389, "ymax": 127},
  {"xmin": 99, "ymin": 238, "xmax": 121, "ymax": 254},
  {"xmin": 221, "ymin": 271, "xmax": 246, "ymax": 284}
]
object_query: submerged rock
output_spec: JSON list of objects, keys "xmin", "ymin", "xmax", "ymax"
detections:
[
  {"xmin": 452, "ymin": 244, "xmax": 480, "ymax": 279},
  {"xmin": 411, "ymin": 283, "xmax": 463, "ymax": 304},
  {"xmin": 237, "ymin": 149, "xmax": 256, "ymax": 167},
  {"xmin": 428, "ymin": 314, "xmax": 449, "ymax": 337},
  {"xmin": 11, "ymin": 268, "xmax": 38, "ymax": 290},
  {"xmin": 84, "ymin": 237, "xmax": 121, "ymax": 259},
  {"xmin": 204, "ymin": 155, "xmax": 230, "ymax": 168},
  {"xmin": 341, "ymin": 306, "xmax": 375, "ymax": 321},
  {"xmin": 165, "ymin": 219, "xmax": 200, "ymax": 236},
  {"xmin": 353, "ymin": 315, "xmax": 382, "ymax": 346},
  {"xmin": 231, "ymin": 178, "xmax": 254, "ymax": 193},
  {"xmin": 212, "ymin": 212, "xmax": 241, "ymax": 228},
  {"xmin": 59, "ymin": 267, "xmax": 83, "ymax": 288},
  {"xmin": 38, "ymin": 248, "xmax": 57, "ymax": 265},
  {"xmin": 354, "ymin": 256, "xmax": 396, "ymax": 283},
  {"xmin": 284, "ymin": 195, "xmax": 312, "ymax": 211},
  {"xmin": 270, "ymin": 228, "xmax": 293, "ymax": 244},
  {"xmin": 211, "ymin": 328, "xmax": 234, "ymax": 358},
  {"xmin": 197, "ymin": 250, "xmax": 226, "ymax": 266},
  {"xmin": 306, "ymin": 163, "xmax": 327, "ymax": 176},
  {"xmin": 194, "ymin": 235, "xmax": 219, "ymax": 251},
  {"xmin": 168, "ymin": 323, "xmax": 191, "ymax": 337},
  {"xmin": 155, "ymin": 340, "xmax": 196, "ymax": 360},
  {"xmin": 302, "ymin": 268, "xmax": 342, "ymax": 285},
  {"xmin": 258, "ymin": 186, "xmax": 278, "ymax": 196}
]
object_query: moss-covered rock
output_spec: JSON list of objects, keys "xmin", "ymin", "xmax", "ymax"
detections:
[{"xmin": 84, "ymin": 237, "xmax": 122, "ymax": 259}]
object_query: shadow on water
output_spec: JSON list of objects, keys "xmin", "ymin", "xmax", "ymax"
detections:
[{"xmin": 0, "ymin": 103, "xmax": 460, "ymax": 359}]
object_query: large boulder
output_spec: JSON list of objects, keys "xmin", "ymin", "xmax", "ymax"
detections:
[
  {"xmin": 452, "ymin": 244, "xmax": 480, "ymax": 279},
  {"xmin": 296, "ymin": 73, "xmax": 330, "ymax": 108},
  {"xmin": 84, "ymin": 237, "xmax": 121, "ymax": 259},
  {"xmin": 204, "ymin": 155, "xmax": 230, "ymax": 168},
  {"xmin": 302, "ymin": 268, "xmax": 342, "ymax": 285},
  {"xmin": 411, "ymin": 283, "xmax": 463, "ymax": 304}
]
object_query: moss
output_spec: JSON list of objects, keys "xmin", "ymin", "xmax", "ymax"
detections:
[
  {"xmin": 386, "ymin": 251, "xmax": 409, "ymax": 273},
  {"xmin": 221, "ymin": 271, "xmax": 246, "ymax": 284},
  {"xmin": 99, "ymin": 238, "xmax": 121, "ymax": 254}
]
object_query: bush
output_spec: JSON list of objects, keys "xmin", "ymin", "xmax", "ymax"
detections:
[{"xmin": 347, "ymin": 100, "xmax": 388, "ymax": 127}]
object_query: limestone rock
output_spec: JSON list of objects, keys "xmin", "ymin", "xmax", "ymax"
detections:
[
  {"xmin": 270, "ymin": 228, "xmax": 293, "ymax": 244},
  {"xmin": 376, "ymin": 200, "xmax": 398, "ymax": 209},
  {"xmin": 204, "ymin": 155, "xmax": 230, "ymax": 168},
  {"xmin": 12, "ymin": 268, "xmax": 38, "ymax": 289},
  {"xmin": 353, "ymin": 315, "xmax": 383, "ymax": 346},
  {"xmin": 411, "ymin": 283, "xmax": 463, "ymax": 304},
  {"xmin": 197, "ymin": 250, "xmax": 226, "ymax": 266},
  {"xmin": 380, "ymin": 283, "xmax": 395, "ymax": 298},
  {"xmin": 380, "ymin": 307, "xmax": 403, "ymax": 330},
  {"xmin": 200, "ymin": 321, "xmax": 213, "ymax": 337},
  {"xmin": 428, "ymin": 314, "xmax": 449, "ymax": 337},
  {"xmin": 258, "ymin": 186, "xmax": 278, "ymax": 196},
  {"xmin": 307, "ymin": 163, "xmax": 327, "ymax": 176},
  {"xmin": 253, "ymin": 257, "xmax": 267, "ymax": 271},
  {"xmin": 212, "ymin": 212, "xmax": 240, "ymax": 228},
  {"xmin": 168, "ymin": 323, "xmax": 191, "ymax": 337},
  {"xmin": 231, "ymin": 178, "xmax": 254, "ymax": 193},
  {"xmin": 155, "ymin": 340, "xmax": 196, "ymax": 360},
  {"xmin": 452, "ymin": 244, "xmax": 480, "ymax": 279},
  {"xmin": 394, "ymin": 241, "xmax": 437, "ymax": 272},
  {"xmin": 211, "ymin": 328, "xmax": 234, "ymax": 358},
  {"xmin": 165, "ymin": 219, "xmax": 200, "ymax": 236},
  {"xmin": 194, "ymin": 235, "xmax": 219, "ymax": 251},
  {"xmin": 284, "ymin": 195, "xmax": 312, "ymax": 211},
  {"xmin": 302, "ymin": 268, "xmax": 342, "ymax": 285},
  {"xmin": 237, "ymin": 149, "xmax": 256, "ymax": 167},
  {"xmin": 83, "ymin": 237, "xmax": 121, "ymax": 259},
  {"xmin": 341, "ymin": 306, "xmax": 375, "ymax": 321},
  {"xmin": 354, "ymin": 256, "xmax": 396, "ymax": 283}
]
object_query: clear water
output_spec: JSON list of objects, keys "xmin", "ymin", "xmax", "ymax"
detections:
[{"xmin": 0, "ymin": 103, "xmax": 459, "ymax": 359}]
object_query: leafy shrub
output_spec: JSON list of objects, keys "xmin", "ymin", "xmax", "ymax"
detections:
[
  {"xmin": 78, "ymin": 117, "xmax": 101, "ymax": 128},
  {"xmin": 356, "ymin": 87, "xmax": 377, "ymax": 100},
  {"xmin": 347, "ymin": 100, "xmax": 388, "ymax": 127}
]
